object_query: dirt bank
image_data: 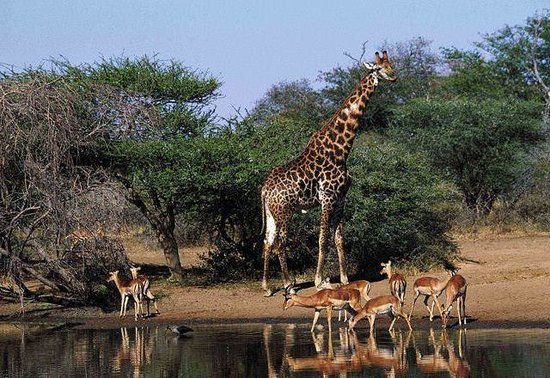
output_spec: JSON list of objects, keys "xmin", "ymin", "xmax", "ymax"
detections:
[{"xmin": 1, "ymin": 235, "xmax": 549, "ymax": 329}]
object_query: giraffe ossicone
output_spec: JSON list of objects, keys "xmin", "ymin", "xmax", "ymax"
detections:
[{"xmin": 260, "ymin": 50, "xmax": 397, "ymax": 296}]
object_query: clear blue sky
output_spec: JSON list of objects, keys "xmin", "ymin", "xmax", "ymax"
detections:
[{"xmin": 2, "ymin": 1, "xmax": 547, "ymax": 118}]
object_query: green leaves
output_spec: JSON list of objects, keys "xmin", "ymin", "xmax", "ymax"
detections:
[{"xmin": 390, "ymin": 98, "xmax": 544, "ymax": 215}]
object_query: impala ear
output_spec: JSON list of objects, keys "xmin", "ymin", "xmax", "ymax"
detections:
[{"xmin": 380, "ymin": 262, "xmax": 386, "ymax": 267}]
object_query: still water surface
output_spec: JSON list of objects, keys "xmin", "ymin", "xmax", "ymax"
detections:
[{"xmin": 0, "ymin": 323, "xmax": 549, "ymax": 377}]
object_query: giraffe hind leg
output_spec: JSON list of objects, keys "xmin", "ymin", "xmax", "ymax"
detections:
[{"xmin": 262, "ymin": 210, "xmax": 277, "ymax": 296}]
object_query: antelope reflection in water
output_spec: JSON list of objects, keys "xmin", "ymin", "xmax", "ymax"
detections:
[
  {"xmin": 414, "ymin": 328, "xmax": 470, "ymax": 378},
  {"xmin": 263, "ymin": 325, "xmax": 470, "ymax": 378},
  {"xmin": 112, "ymin": 327, "xmax": 157, "ymax": 377}
]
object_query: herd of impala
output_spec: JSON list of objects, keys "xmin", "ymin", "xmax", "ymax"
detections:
[
  {"xmin": 106, "ymin": 258, "xmax": 467, "ymax": 334},
  {"xmin": 283, "ymin": 260, "xmax": 468, "ymax": 332}
]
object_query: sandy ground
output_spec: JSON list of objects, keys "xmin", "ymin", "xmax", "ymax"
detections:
[{"xmin": 1, "ymin": 235, "xmax": 549, "ymax": 329}]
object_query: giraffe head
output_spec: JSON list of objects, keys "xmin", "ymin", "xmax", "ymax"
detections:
[{"xmin": 363, "ymin": 50, "xmax": 397, "ymax": 82}]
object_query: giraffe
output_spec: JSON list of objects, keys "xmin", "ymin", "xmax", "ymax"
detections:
[{"xmin": 261, "ymin": 50, "xmax": 397, "ymax": 296}]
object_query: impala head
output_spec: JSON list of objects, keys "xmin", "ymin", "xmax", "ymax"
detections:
[
  {"xmin": 380, "ymin": 260, "xmax": 392, "ymax": 276},
  {"xmin": 106, "ymin": 270, "xmax": 119, "ymax": 283},
  {"xmin": 282, "ymin": 286, "xmax": 296, "ymax": 310},
  {"xmin": 130, "ymin": 266, "xmax": 141, "ymax": 275},
  {"xmin": 441, "ymin": 308, "xmax": 451, "ymax": 328},
  {"xmin": 363, "ymin": 50, "xmax": 397, "ymax": 82}
]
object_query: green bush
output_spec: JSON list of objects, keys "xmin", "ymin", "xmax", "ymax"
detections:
[{"xmin": 344, "ymin": 136, "xmax": 457, "ymax": 273}]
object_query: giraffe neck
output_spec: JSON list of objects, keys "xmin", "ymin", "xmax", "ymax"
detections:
[{"xmin": 318, "ymin": 73, "xmax": 378, "ymax": 161}]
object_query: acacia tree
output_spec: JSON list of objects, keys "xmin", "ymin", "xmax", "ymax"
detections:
[{"xmin": 81, "ymin": 57, "xmax": 222, "ymax": 280}]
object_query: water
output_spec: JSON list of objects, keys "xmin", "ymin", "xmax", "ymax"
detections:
[{"xmin": 0, "ymin": 323, "xmax": 549, "ymax": 377}]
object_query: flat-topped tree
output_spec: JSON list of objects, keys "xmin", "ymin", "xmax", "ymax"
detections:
[{"xmin": 261, "ymin": 51, "xmax": 397, "ymax": 296}]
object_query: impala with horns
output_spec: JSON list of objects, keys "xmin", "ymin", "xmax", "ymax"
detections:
[{"xmin": 283, "ymin": 287, "xmax": 361, "ymax": 333}]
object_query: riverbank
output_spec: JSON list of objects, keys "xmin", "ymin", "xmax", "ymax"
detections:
[{"xmin": 1, "ymin": 235, "xmax": 549, "ymax": 329}]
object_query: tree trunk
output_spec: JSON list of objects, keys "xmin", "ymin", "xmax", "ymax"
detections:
[
  {"xmin": 155, "ymin": 225, "xmax": 184, "ymax": 281},
  {"xmin": 122, "ymin": 184, "xmax": 185, "ymax": 280}
]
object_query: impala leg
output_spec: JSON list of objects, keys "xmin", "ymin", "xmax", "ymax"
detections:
[
  {"xmin": 133, "ymin": 295, "xmax": 140, "ymax": 321},
  {"xmin": 368, "ymin": 315, "xmax": 375, "ymax": 334},
  {"xmin": 119, "ymin": 296, "xmax": 125, "ymax": 317},
  {"xmin": 398, "ymin": 308, "xmax": 413, "ymax": 331},
  {"xmin": 408, "ymin": 293, "xmax": 420, "ymax": 320},
  {"xmin": 432, "ymin": 295, "xmax": 445, "ymax": 319},
  {"xmin": 462, "ymin": 289, "xmax": 467, "ymax": 324},
  {"xmin": 123, "ymin": 295, "xmax": 130, "ymax": 317},
  {"xmin": 311, "ymin": 310, "xmax": 321, "ymax": 332},
  {"xmin": 348, "ymin": 309, "xmax": 367, "ymax": 331},
  {"xmin": 457, "ymin": 297, "xmax": 462, "ymax": 326},
  {"xmin": 389, "ymin": 313, "xmax": 397, "ymax": 331},
  {"xmin": 327, "ymin": 306, "xmax": 333, "ymax": 334},
  {"xmin": 424, "ymin": 296, "xmax": 433, "ymax": 321}
]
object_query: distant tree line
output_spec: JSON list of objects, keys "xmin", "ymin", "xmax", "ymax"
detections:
[{"xmin": 0, "ymin": 12, "xmax": 548, "ymax": 304}]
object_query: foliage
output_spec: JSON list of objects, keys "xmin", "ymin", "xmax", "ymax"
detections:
[
  {"xmin": 344, "ymin": 137, "xmax": 456, "ymax": 272},
  {"xmin": 390, "ymin": 98, "xmax": 545, "ymax": 216}
]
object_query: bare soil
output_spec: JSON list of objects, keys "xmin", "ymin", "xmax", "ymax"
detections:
[{"xmin": 1, "ymin": 235, "xmax": 549, "ymax": 329}]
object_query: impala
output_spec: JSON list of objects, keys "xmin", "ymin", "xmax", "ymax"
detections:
[
  {"xmin": 107, "ymin": 271, "xmax": 143, "ymax": 321},
  {"xmin": 348, "ymin": 295, "xmax": 412, "ymax": 333},
  {"xmin": 441, "ymin": 274, "xmax": 468, "ymax": 328},
  {"xmin": 320, "ymin": 278, "xmax": 371, "ymax": 321},
  {"xmin": 408, "ymin": 272, "xmax": 454, "ymax": 322},
  {"xmin": 283, "ymin": 287, "xmax": 361, "ymax": 332},
  {"xmin": 380, "ymin": 261, "xmax": 407, "ymax": 305},
  {"xmin": 129, "ymin": 266, "xmax": 160, "ymax": 317}
]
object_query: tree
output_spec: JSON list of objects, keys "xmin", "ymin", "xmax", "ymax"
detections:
[
  {"xmin": 83, "ymin": 57, "xmax": 222, "ymax": 280},
  {"xmin": 390, "ymin": 98, "xmax": 545, "ymax": 216}
]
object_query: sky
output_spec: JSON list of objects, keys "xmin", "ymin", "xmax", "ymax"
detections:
[{"xmin": 2, "ymin": 1, "xmax": 548, "ymax": 118}]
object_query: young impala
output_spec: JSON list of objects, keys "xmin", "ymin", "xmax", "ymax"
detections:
[
  {"xmin": 348, "ymin": 295, "xmax": 412, "ymax": 333},
  {"xmin": 441, "ymin": 273, "xmax": 468, "ymax": 328},
  {"xmin": 408, "ymin": 272, "xmax": 454, "ymax": 322},
  {"xmin": 283, "ymin": 287, "xmax": 362, "ymax": 332},
  {"xmin": 107, "ymin": 271, "xmax": 143, "ymax": 321},
  {"xmin": 320, "ymin": 278, "xmax": 371, "ymax": 321},
  {"xmin": 380, "ymin": 261, "xmax": 407, "ymax": 306},
  {"xmin": 129, "ymin": 267, "xmax": 160, "ymax": 317}
]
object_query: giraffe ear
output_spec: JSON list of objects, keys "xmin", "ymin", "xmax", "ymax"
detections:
[{"xmin": 375, "ymin": 51, "xmax": 382, "ymax": 65}]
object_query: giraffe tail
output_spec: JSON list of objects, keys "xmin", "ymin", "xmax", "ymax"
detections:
[{"xmin": 260, "ymin": 191, "xmax": 266, "ymax": 237}]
